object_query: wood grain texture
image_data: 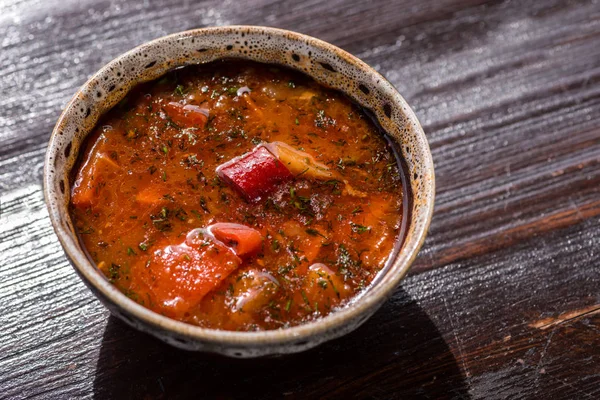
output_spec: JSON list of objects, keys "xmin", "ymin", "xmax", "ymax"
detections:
[{"xmin": 1, "ymin": 0, "xmax": 599, "ymax": 398}]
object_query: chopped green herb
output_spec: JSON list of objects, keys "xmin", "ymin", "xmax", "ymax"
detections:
[
  {"xmin": 151, "ymin": 207, "xmax": 172, "ymax": 232},
  {"xmin": 328, "ymin": 278, "xmax": 340, "ymax": 298},
  {"xmin": 289, "ymin": 187, "xmax": 312, "ymax": 213},
  {"xmin": 124, "ymin": 289, "xmax": 140, "ymax": 303},
  {"xmin": 301, "ymin": 290, "xmax": 311, "ymax": 310},
  {"xmin": 199, "ymin": 196, "xmax": 209, "ymax": 212},
  {"xmin": 152, "ymin": 219, "xmax": 172, "ymax": 232},
  {"xmin": 190, "ymin": 209, "xmax": 203, "ymax": 219},
  {"xmin": 174, "ymin": 84, "xmax": 187, "ymax": 96},
  {"xmin": 315, "ymin": 109, "xmax": 335, "ymax": 128},
  {"xmin": 351, "ymin": 206, "xmax": 363, "ymax": 215},
  {"xmin": 138, "ymin": 242, "xmax": 148, "ymax": 251},
  {"xmin": 338, "ymin": 244, "xmax": 354, "ymax": 268},
  {"xmin": 351, "ymin": 223, "xmax": 371, "ymax": 234},
  {"xmin": 295, "ymin": 168, "xmax": 309, "ymax": 178},
  {"xmin": 278, "ymin": 264, "xmax": 294, "ymax": 275},
  {"xmin": 183, "ymin": 154, "xmax": 203, "ymax": 168},
  {"xmin": 174, "ymin": 208, "xmax": 188, "ymax": 221},
  {"xmin": 288, "ymin": 244, "xmax": 301, "ymax": 263},
  {"xmin": 127, "ymin": 247, "xmax": 136, "ymax": 256},
  {"xmin": 108, "ymin": 263, "xmax": 121, "ymax": 282},
  {"xmin": 271, "ymin": 239, "xmax": 280, "ymax": 252},
  {"xmin": 165, "ymin": 117, "xmax": 180, "ymax": 129},
  {"xmin": 285, "ymin": 298, "xmax": 292, "ymax": 312},
  {"xmin": 220, "ymin": 192, "xmax": 230, "ymax": 205},
  {"xmin": 305, "ymin": 228, "xmax": 328, "ymax": 239}
]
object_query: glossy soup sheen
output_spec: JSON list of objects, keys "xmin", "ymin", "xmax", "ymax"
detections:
[{"xmin": 70, "ymin": 60, "xmax": 406, "ymax": 331}]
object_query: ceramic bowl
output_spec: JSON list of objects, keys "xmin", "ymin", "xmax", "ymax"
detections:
[{"xmin": 44, "ymin": 26, "xmax": 435, "ymax": 357}]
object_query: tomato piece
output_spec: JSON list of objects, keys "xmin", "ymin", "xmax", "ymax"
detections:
[
  {"xmin": 135, "ymin": 185, "xmax": 168, "ymax": 206},
  {"xmin": 71, "ymin": 153, "xmax": 120, "ymax": 207},
  {"xmin": 138, "ymin": 232, "xmax": 241, "ymax": 319},
  {"xmin": 209, "ymin": 223, "xmax": 263, "ymax": 257},
  {"xmin": 164, "ymin": 101, "xmax": 208, "ymax": 127},
  {"xmin": 281, "ymin": 220, "xmax": 324, "ymax": 266},
  {"xmin": 216, "ymin": 146, "xmax": 294, "ymax": 201}
]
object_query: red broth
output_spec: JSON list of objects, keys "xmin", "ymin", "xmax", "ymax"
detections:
[{"xmin": 70, "ymin": 60, "xmax": 406, "ymax": 331}]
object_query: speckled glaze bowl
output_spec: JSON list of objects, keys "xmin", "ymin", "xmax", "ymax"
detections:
[{"xmin": 44, "ymin": 26, "xmax": 434, "ymax": 357}]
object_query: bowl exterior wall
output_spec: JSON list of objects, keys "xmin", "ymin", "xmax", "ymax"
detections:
[{"xmin": 44, "ymin": 26, "xmax": 435, "ymax": 357}]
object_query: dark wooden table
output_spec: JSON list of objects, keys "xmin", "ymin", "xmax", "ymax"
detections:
[{"xmin": 1, "ymin": 0, "xmax": 599, "ymax": 398}]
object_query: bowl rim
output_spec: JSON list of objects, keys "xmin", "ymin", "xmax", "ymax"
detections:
[{"xmin": 44, "ymin": 25, "xmax": 435, "ymax": 348}]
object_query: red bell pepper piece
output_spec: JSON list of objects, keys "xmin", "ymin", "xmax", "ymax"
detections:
[
  {"xmin": 216, "ymin": 146, "xmax": 294, "ymax": 201},
  {"xmin": 209, "ymin": 223, "xmax": 263, "ymax": 257}
]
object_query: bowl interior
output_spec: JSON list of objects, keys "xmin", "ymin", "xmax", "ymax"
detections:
[{"xmin": 44, "ymin": 26, "xmax": 434, "ymax": 357}]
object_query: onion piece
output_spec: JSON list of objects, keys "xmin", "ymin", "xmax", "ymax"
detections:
[
  {"xmin": 187, "ymin": 105, "xmax": 209, "ymax": 117},
  {"xmin": 264, "ymin": 141, "xmax": 333, "ymax": 179},
  {"xmin": 236, "ymin": 86, "xmax": 251, "ymax": 96}
]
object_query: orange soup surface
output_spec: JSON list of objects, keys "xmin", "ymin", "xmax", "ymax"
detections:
[{"xmin": 71, "ymin": 60, "xmax": 406, "ymax": 331}]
